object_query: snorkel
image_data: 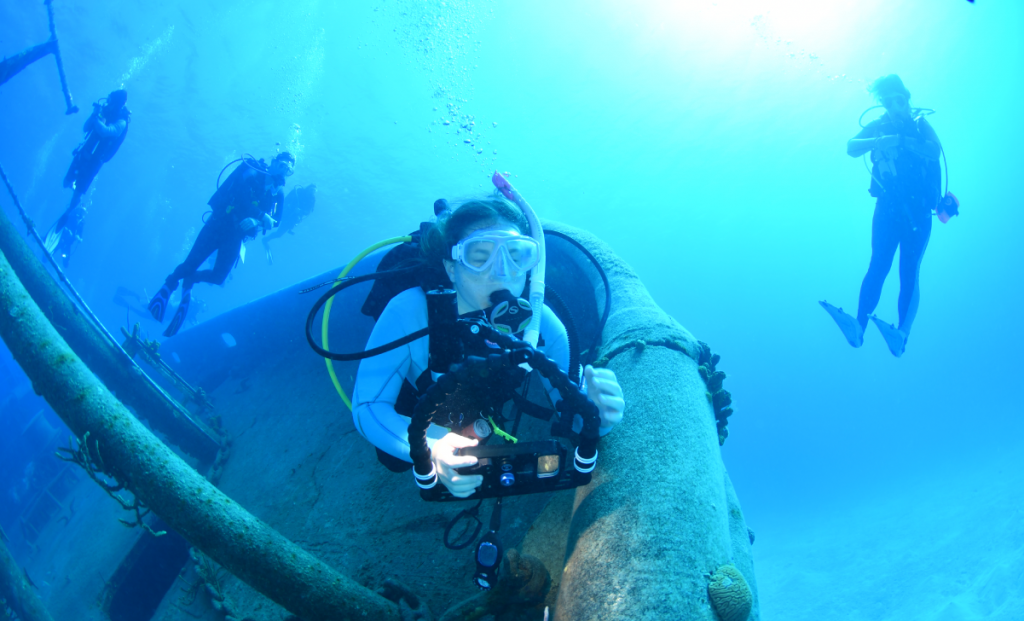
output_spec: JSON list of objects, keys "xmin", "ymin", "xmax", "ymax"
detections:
[{"xmin": 491, "ymin": 171, "xmax": 545, "ymax": 348}]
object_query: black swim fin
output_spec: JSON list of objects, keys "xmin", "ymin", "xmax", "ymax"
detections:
[
  {"xmin": 819, "ymin": 300, "xmax": 864, "ymax": 348},
  {"xmin": 148, "ymin": 285, "xmax": 172, "ymax": 322},
  {"xmin": 163, "ymin": 290, "xmax": 191, "ymax": 337},
  {"xmin": 870, "ymin": 315, "xmax": 907, "ymax": 358}
]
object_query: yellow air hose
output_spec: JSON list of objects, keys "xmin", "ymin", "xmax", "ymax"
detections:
[{"xmin": 322, "ymin": 236, "xmax": 412, "ymax": 411}]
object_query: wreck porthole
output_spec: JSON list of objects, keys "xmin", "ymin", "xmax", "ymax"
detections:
[{"xmin": 106, "ymin": 519, "xmax": 191, "ymax": 621}]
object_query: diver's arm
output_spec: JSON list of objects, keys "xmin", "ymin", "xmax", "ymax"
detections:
[
  {"xmin": 536, "ymin": 306, "xmax": 614, "ymax": 436},
  {"xmin": 82, "ymin": 105, "xmax": 101, "ymax": 133},
  {"xmin": 351, "ymin": 289, "xmax": 446, "ymax": 462},
  {"xmin": 847, "ymin": 123, "xmax": 878, "ymax": 157},
  {"xmin": 92, "ymin": 117, "xmax": 126, "ymax": 139},
  {"xmin": 847, "ymin": 122, "xmax": 898, "ymax": 157}
]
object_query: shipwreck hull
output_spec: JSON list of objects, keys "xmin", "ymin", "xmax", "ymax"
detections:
[{"xmin": 6, "ymin": 221, "xmax": 758, "ymax": 621}]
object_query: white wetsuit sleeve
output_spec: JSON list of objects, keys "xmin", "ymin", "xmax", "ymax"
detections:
[{"xmin": 351, "ymin": 289, "xmax": 447, "ymax": 462}]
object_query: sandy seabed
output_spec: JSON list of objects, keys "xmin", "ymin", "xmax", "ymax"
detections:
[{"xmin": 755, "ymin": 449, "xmax": 1024, "ymax": 621}]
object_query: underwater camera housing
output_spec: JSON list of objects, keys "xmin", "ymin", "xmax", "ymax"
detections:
[
  {"xmin": 454, "ymin": 440, "xmax": 572, "ymax": 499},
  {"xmin": 410, "ymin": 289, "xmax": 600, "ymax": 502}
]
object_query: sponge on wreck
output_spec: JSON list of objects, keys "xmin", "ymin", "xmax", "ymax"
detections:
[{"xmin": 708, "ymin": 564, "xmax": 753, "ymax": 621}]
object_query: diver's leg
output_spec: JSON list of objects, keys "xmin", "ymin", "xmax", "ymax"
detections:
[
  {"xmin": 856, "ymin": 201, "xmax": 900, "ymax": 329},
  {"xmin": 67, "ymin": 187, "xmax": 85, "ymax": 213},
  {"xmin": 171, "ymin": 220, "xmax": 221, "ymax": 290},
  {"xmin": 70, "ymin": 156, "xmax": 100, "ymax": 201},
  {"xmin": 151, "ymin": 220, "xmax": 216, "ymax": 322},
  {"xmin": 897, "ymin": 208, "xmax": 933, "ymax": 335},
  {"xmin": 189, "ymin": 232, "xmax": 241, "ymax": 287},
  {"xmin": 54, "ymin": 210, "xmax": 84, "ymax": 268},
  {"xmin": 164, "ymin": 223, "xmax": 229, "ymax": 336},
  {"xmin": 54, "ymin": 157, "xmax": 99, "ymax": 232},
  {"xmin": 48, "ymin": 156, "xmax": 97, "ymax": 253}
]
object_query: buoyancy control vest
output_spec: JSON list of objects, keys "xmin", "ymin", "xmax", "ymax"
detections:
[
  {"xmin": 355, "ymin": 227, "xmax": 564, "ymax": 472},
  {"xmin": 96, "ymin": 106, "xmax": 130, "ymax": 163},
  {"xmin": 868, "ymin": 114, "xmax": 941, "ymax": 210},
  {"xmin": 208, "ymin": 159, "xmax": 282, "ymax": 224}
]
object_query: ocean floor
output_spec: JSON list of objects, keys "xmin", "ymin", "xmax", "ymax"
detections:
[{"xmin": 755, "ymin": 448, "xmax": 1024, "ymax": 621}]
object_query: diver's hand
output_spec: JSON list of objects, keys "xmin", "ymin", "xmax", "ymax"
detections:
[
  {"xmin": 431, "ymin": 433, "xmax": 482, "ymax": 498},
  {"xmin": 584, "ymin": 365, "xmax": 625, "ymax": 432},
  {"xmin": 874, "ymin": 135, "xmax": 901, "ymax": 150},
  {"xmin": 868, "ymin": 134, "xmax": 901, "ymax": 151},
  {"xmin": 239, "ymin": 217, "xmax": 259, "ymax": 233},
  {"xmin": 261, "ymin": 213, "xmax": 276, "ymax": 231}
]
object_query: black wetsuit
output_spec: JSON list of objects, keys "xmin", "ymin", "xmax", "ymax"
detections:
[
  {"xmin": 163, "ymin": 162, "xmax": 283, "ymax": 291},
  {"xmin": 62, "ymin": 105, "xmax": 129, "ymax": 206},
  {"xmin": 47, "ymin": 104, "xmax": 129, "ymax": 262},
  {"xmin": 854, "ymin": 115, "xmax": 941, "ymax": 334}
]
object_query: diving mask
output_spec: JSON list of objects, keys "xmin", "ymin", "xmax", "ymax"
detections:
[
  {"xmin": 277, "ymin": 161, "xmax": 295, "ymax": 177},
  {"xmin": 451, "ymin": 231, "xmax": 540, "ymax": 277},
  {"xmin": 272, "ymin": 153, "xmax": 296, "ymax": 177}
]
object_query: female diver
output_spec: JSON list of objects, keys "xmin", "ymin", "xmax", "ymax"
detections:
[{"xmin": 351, "ymin": 195, "xmax": 625, "ymax": 498}]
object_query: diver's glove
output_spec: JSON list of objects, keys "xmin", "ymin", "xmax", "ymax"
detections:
[
  {"xmin": 260, "ymin": 213, "xmax": 276, "ymax": 232},
  {"xmin": 239, "ymin": 217, "xmax": 259, "ymax": 233},
  {"xmin": 429, "ymin": 432, "xmax": 483, "ymax": 499},
  {"xmin": 583, "ymin": 365, "xmax": 625, "ymax": 434}
]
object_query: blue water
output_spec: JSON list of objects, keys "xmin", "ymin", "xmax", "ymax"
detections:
[{"xmin": 2, "ymin": 1, "xmax": 1022, "ymax": 619}]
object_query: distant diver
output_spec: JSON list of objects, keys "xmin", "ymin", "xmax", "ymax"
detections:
[
  {"xmin": 44, "ymin": 89, "xmax": 130, "ymax": 267},
  {"xmin": 147, "ymin": 152, "xmax": 295, "ymax": 337},
  {"xmin": 821, "ymin": 74, "xmax": 944, "ymax": 358},
  {"xmin": 261, "ymin": 183, "xmax": 317, "ymax": 264}
]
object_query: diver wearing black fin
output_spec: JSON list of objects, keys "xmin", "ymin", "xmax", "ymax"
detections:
[
  {"xmin": 821, "ymin": 74, "xmax": 944, "ymax": 358},
  {"xmin": 148, "ymin": 151, "xmax": 294, "ymax": 337},
  {"xmin": 44, "ymin": 89, "xmax": 130, "ymax": 267}
]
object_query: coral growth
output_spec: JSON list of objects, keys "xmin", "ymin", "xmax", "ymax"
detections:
[
  {"xmin": 55, "ymin": 431, "xmax": 166, "ymax": 536},
  {"xmin": 696, "ymin": 341, "xmax": 734, "ymax": 445},
  {"xmin": 707, "ymin": 564, "xmax": 753, "ymax": 621},
  {"xmin": 178, "ymin": 548, "xmax": 243, "ymax": 621}
]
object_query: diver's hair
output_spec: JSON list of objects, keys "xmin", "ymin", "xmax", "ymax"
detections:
[
  {"xmin": 107, "ymin": 89, "xmax": 128, "ymax": 108},
  {"xmin": 100, "ymin": 89, "xmax": 129, "ymax": 124},
  {"xmin": 420, "ymin": 193, "xmax": 529, "ymax": 268},
  {"xmin": 868, "ymin": 74, "xmax": 911, "ymax": 102}
]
